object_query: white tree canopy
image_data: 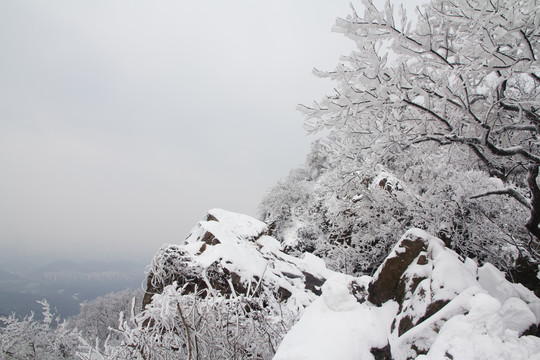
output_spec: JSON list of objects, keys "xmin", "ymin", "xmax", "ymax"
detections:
[{"xmin": 300, "ymin": 0, "xmax": 540, "ymax": 255}]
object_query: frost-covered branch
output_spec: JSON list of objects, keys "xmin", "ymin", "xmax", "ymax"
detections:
[
  {"xmin": 484, "ymin": 130, "xmax": 540, "ymax": 163},
  {"xmin": 471, "ymin": 188, "xmax": 531, "ymax": 209},
  {"xmin": 491, "ymin": 124, "xmax": 538, "ymax": 135},
  {"xmin": 301, "ymin": 0, "xmax": 540, "ymax": 250},
  {"xmin": 402, "ymin": 99, "xmax": 453, "ymax": 131}
]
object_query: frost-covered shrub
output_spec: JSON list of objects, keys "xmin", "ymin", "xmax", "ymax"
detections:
[
  {"xmin": 260, "ymin": 141, "xmax": 409, "ymax": 275},
  {"xmin": 80, "ymin": 283, "xmax": 296, "ymax": 360},
  {"xmin": 260, "ymin": 140, "xmax": 528, "ymax": 276},
  {"xmin": 0, "ymin": 300, "xmax": 80, "ymax": 359},
  {"xmin": 67, "ymin": 289, "xmax": 144, "ymax": 349},
  {"xmin": 146, "ymin": 244, "xmax": 203, "ymax": 295}
]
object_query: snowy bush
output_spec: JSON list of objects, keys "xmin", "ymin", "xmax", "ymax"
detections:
[
  {"xmin": 67, "ymin": 289, "xmax": 144, "ymax": 350},
  {"xmin": 0, "ymin": 300, "xmax": 80, "ymax": 359},
  {"xmin": 261, "ymin": 139, "xmax": 527, "ymax": 276},
  {"xmin": 78, "ymin": 283, "xmax": 296, "ymax": 360}
]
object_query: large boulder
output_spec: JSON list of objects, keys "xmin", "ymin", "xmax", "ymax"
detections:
[
  {"xmin": 144, "ymin": 212, "xmax": 540, "ymax": 359},
  {"xmin": 368, "ymin": 229, "xmax": 433, "ymax": 306}
]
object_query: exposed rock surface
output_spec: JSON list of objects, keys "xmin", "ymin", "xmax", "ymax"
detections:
[
  {"xmin": 275, "ymin": 228, "xmax": 540, "ymax": 360},
  {"xmin": 368, "ymin": 231, "xmax": 430, "ymax": 306},
  {"xmin": 145, "ymin": 211, "xmax": 540, "ymax": 359},
  {"xmin": 143, "ymin": 209, "xmax": 337, "ymax": 311}
]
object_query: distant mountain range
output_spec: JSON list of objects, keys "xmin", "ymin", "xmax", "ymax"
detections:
[
  {"xmin": 36, "ymin": 259, "xmax": 144, "ymax": 274},
  {"xmin": 0, "ymin": 259, "xmax": 147, "ymax": 320}
]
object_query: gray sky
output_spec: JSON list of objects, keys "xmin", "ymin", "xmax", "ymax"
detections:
[{"xmin": 0, "ymin": 0, "xmax": 409, "ymax": 264}]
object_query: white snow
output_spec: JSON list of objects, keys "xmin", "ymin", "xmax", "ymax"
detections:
[
  {"xmin": 478, "ymin": 263, "xmax": 519, "ymax": 303},
  {"xmin": 151, "ymin": 211, "xmax": 540, "ymax": 360},
  {"xmin": 152, "ymin": 209, "xmax": 340, "ymax": 313},
  {"xmin": 422, "ymin": 293, "xmax": 540, "ymax": 360},
  {"xmin": 274, "ymin": 227, "xmax": 540, "ymax": 360},
  {"xmin": 430, "ymin": 242, "xmax": 478, "ymax": 301},
  {"xmin": 274, "ymin": 275, "xmax": 397, "ymax": 360},
  {"xmin": 321, "ymin": 274, "xmax": 359, "ymax": 311},
  {"xmin": 478, "ymin": 263, "xmax": 540, "ymax": 322},
  {"xmin": 257, "ymin": 235, "xmax": 283, "ymax": 251},
  {"xmin": 204, "ymin": 208, "xmax": 268, "ymax": 239},
  {"xmin": 502, "ymin": 297, "xmax": 537, "ymax": 334}
]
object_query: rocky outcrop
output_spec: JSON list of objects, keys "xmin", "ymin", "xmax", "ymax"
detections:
[
  {"xmin": 144, "ymin": 210, "xmax": 540, "ymax": 359},
  {"xmin": 275, "ymin": 229, "xmax": 540, "ymax": 360},
  {"xmin": 368, "ymin": 231, "xmax": 430, "ymax": 306},
  {"xmin": 143, "ymin": 209, "xmax": 337, "ymax": 311}
]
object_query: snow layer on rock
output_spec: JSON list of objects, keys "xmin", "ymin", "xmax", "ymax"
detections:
[
  {"xmin": 275, "ymin": 228, "xmax": 540, "ymax": 360},
  {"xmin": 149, "ymin": 212, "xmax": 540, "ymax": 359},
  {"xmin": 150, "ymin": 209, "xmax": 337, "ymax": 312},
  {"xmin": 371, "ymin": 228, "xmax": 443, "ymax": 281},
  {"xmin": 421, "ymin": 293, "xmax": 540, "ymax": 360},
  {"xmin": 429, "ymin": 239, "xmax": 478, "ymax": 301},
  {"xmin": 502, "ymin": 297, "xmax": 537, "ymax": 334},
  {"xmin": 274, "ymin": 275, "xmax": 397, "ymax": 360},
  {"xmin": 478, "ymin": 262, "xmax": 540, "ymax": 322},
  {"xmin": 391, "ymin": 287, "xmax": 486, "ymax": 360},
  {"xmin": 204, "ymin": 208, "xmax": 268, "ymax": 239},
  {"xmin": 389, "ymin": 232, "xmax": 540, "ymax": 359},
  {"xmin": 181, "ymin": 209, "xmax": 270, "ymax": 281},
  {"xmin": 322, "ymin": 274, "xmax": 361, "ymax": 311}
]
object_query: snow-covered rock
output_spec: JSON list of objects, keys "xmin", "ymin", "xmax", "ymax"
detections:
[
  {"xmin": 275, "ymin": 228, "xmax": 540, "ymax": 360},
  {"xmin": 144, "ymin": 211, "xmax": 540, "ymax": 359},
  {"xmin": 274, "ymin": 274, "xmax": 394, "ymax": 360},
  {"xmin": 143, "ymin": 209, "xmax": 337, "ymax": 312}
]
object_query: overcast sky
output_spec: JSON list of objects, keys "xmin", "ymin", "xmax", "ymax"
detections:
[{"xmin": 0, "ymin": 0, "xmax": 413, "ymax": 265}]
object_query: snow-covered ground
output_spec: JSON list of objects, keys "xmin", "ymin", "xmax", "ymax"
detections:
[
  {"xmin": 274, "ymin": 229, "xmax": 540, "ymax": 360},
  {"xmin": 274, "ymin": 274, "xmax": 396, "ymax": 360}
]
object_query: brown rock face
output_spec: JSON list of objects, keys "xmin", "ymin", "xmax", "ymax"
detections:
[
  {"xmin": 143, "ymin": 209, "xmax": 335, "ymax": 311},
  {"xmin": 510, "ymin": 256, "xmax": 540, "ymax": 298},
  {"xmin": 368, "ymin": 236, "xmax": 428, "ymax": 306},
  {"xmin": 370, "ymin": 343, "xmax": 392, "ymax": 360}
]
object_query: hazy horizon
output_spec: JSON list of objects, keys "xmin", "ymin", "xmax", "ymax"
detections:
[{"xmin": 0, "ymin": 0, "xmax": 414, "ymax": 264}]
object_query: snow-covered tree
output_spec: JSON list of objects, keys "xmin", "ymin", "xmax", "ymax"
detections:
[
  {"xmin": 67, "ymin": 289, "xmax": 143, "ymax": 349},
  {"xmin": 0, "ymin": 300, "xmax": 80, "ymax": 359},
  {"xmin": 299, "ymin": 0, "xmax": 540, "ymax": 260},
  {"xmin": 261, "ymin": 138, "xmax": 526, "ymax": 275}
]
